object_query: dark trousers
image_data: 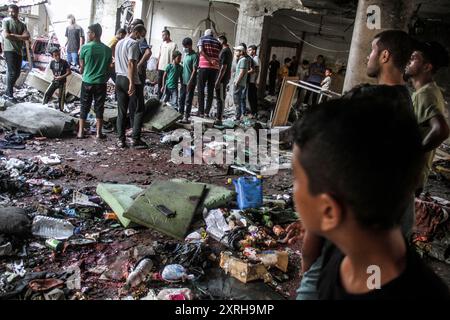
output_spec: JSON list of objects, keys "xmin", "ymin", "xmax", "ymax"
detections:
[
  {"xmin": 4, "ymin": 52, "xmax": 22, "ymax": 98},
  {"xmin": 248, "ymin": 82, "xmax": 258, "ymax": 115},
  {"xmin": 215, "ymin": 80, "xmax": 228, "ymax": 120},
  {"xmin": 80, "ymin": 82, "xmax": 107, "ymax": 120},
  {"xmin": 197, "ymin": 68, "xmax": 218, "ymax": 115},
  {"xmin": 157, "ymin": 69, "xmax": 164, "ymax": 99},
  {"xmin": 268, "ymin": 74, "xmax": 277, "ymax": 95},
  {"xmin": 234, "ymin": 85, "xmax": 246, "ymax": 119},
  {"xmin": 116, "ymin": 75, "xmax": 144, "ymax": 141},
  {"xmin": 128, "ymin": 72, "xmax": 147, "ymax": 127},
  {"xmin": 303, "ymin": 81, "xmax": 321, "ymax": 105},
  {"xmin": 43, "ymin": 81, "xmax": 66, "ymax": 111},
  {"xmin": 179, "ymin": 82, "xmax": 196, "ymax": 118}
]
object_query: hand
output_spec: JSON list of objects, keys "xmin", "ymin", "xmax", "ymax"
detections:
[
  {"xmin": 284, "ymin": 220, "xmax": 304, "ymax": 245},
  {"xmin": 214, "ymin": 81, "xmax": 220, "ymax": 90},
  {"xmin": 211, "ymin": 59, "xmax": 218, "ymax": 67},
  {"xmin": 233, "ymin": 81, "xmax": 238, "ymax": 87},
  {"xmin": 160, "ymin": 86, "xmax": 165, "ymax": 93},
  {"xmin": 54, "ymin": 76, "xmax": 61, "ymax": 81},
  {"xmin": 128, "ymin": 84, "xmax": 135, "ymax": 96}
]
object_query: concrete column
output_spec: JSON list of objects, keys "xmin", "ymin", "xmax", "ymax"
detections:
[{"xmin": 343, "ymin": 0, "xmax": 414, "ymax": 92}]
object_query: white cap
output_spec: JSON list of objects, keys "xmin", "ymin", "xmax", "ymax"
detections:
[
  {"xmin": 233, "ymin": 45, "xmax": 245, "ymax": 52},
  {"xmin": 205, "ymin": 29, "xmax": 213, "ymax": 36}
]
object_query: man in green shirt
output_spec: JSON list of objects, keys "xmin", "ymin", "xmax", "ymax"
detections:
[
  {"xmin": 179, "ymin": 37, "xmax": 198, "ymax": 123},
  {"xmin": 2, "ymin": 4, "xmax": 30, "ymax": 102},
  {"xmin": 161, "ymin": 50, "xmax": 182, "ymax": 108},
  {"xmin": 233, "ymin": 45, "xmax": 248, "ymax": 121},
  {"xmin": 78, "ymin": 23, "xmax": 112, "ymax": 140},
  {"xmin": 405, "ymin": 40, "xmax": 449, "ymax": 194}
]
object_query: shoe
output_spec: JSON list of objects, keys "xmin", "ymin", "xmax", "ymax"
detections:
[
  {"xmin": 130, "ymin": 139, "xmax": 148, "ymax": 149},
  {"xmin": 125, "ymin": 129, "xmax": 133, "ymax": 137},
  {"xmin": 117, "ymin": 139, "xmax": 127, "ymax": 148},
  {"xmin": 179, "ymin": 118, "xmax": 190, "ymax": 124}
]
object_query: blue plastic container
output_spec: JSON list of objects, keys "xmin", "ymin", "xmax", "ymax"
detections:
[{"xmin": 233, "ymin": 176, "xmax": 263, "ymax": 210}]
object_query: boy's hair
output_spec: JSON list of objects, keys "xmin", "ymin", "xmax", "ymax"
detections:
[
  {"xmin": 293, "ymin": 86, "xmax": 424, "ymax": 230},
  {"xmin": 132, "ymin": 24, "xmax": 146, "ymax": 34},
  {"xmin": 162, "ymin": 29, "xmax": 170, "ymax": 37},
  {"xmin": 88, "ymin": 23, "xmax": 102, "ymax": 39},
  {"xmin": 182, "ymin": 37, "xmax": 193, "ymax": 47},
  {"xmin": 284, "ymin": 58, "xmax": 292, "ymax": 64},
  {"xmin": 325, "ymin": 68, "xmax": 333, "ymax": 73},
  {"xmin": 218, "ymin": 35, "xmax": 227, "ymax": 44},
  {"xmin": 239, "ymin": 43, "xmax": 247, "ymax": 51},
  {"xmin": 50, "ymin": 47, "xmax": 60, "ymax": 55},
  {"xmin": 414, "ymin": 40, "xmax": 449, "ymax": 74},
  {"xmin": 302, "ymin": 59, "xmax": 309, "ymax": 65},
  {"xmin": 248, "ymin": 45, "xmax": 257, "ymax": 51},
  {"xmin": 172, "ymin": 50, "xmax": 182, "ymax": 60},
  {"xmin": 67, "ymin": 14, "xmax": 75, "ymax": 20},
  {"xmin": 117, "ymin": 28, "xmax": 127, "ymax": 35},
  {"xmin": 374, "ymin": 30, "xmax": 413, "ymax": 71},
  {"xmin": 9, "ymin": 4, "xmax": 19, "ymax": 12}
]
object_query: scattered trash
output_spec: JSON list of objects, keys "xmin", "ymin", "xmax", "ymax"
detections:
[
  {"xmin": 44, "ymin": 288, "xmax": 65, "ymax": 300},
  {"xmin": 38, "ymin": 154, "xmax": 61, "ymax": 165},
  {"xmin": 31, "ymin": 216, "xmax": 74, "ymax": 240},
  {"xmin": 219, "ymin": 251, "xmax": 272, "ymax": 284},
  {"xmin": 157, "ymin": 288, "xmax": 193, "ymax": 300},
  {"xmin": 28, "ymin": 278, "xmax": 64, "ymax": 292},
  {"xmin": 161, "ymin": 264, "xmax": 194, "ymax": 282},
  {"xmin": 125, "ymin": 258, "xmax": 154, "ymax": 289},
  {"xmin": 234, "ymin": 176, "xmax": 263, "ymax": 210}
]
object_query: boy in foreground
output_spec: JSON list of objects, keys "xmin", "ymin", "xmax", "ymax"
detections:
[
  {"xmin": 291, "ymin": 89, "xmax": 449, "ymax": 299},
  {"xmin": 43, "ymin": 47, "xmax": 71, "ymax": 111}
]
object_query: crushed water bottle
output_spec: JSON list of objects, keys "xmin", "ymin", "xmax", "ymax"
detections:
[
  {"xmin": 125, "ymin": 258, "xmax": 153, "ymax": 288},
  {"xmin": 31, "ymin": 216, "xmax": 75, "ymax": 240}
]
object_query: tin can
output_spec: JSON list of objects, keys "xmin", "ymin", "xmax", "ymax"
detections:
[{"xmin": 45, "ymin": 239, "xmax": 63, "ymax": 252}]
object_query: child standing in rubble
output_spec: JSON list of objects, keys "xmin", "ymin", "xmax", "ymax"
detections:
[
  {"xmin": 43, "ymin": 47, "xmax": 71, "ymax": 111},
  {"xmin": 161, "ymin": 50, "xmax": 183, "ymax": 108}
]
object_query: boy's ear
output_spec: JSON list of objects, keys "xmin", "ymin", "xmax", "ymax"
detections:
[{"xmin": 317, "ymin": 193, "xmax": 343, "ymax": 232}]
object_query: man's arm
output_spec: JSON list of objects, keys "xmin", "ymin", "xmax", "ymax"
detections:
[
  {"xmin": 4, "ymin": 23, "xmax": 30, "ymax": 41},
  {"xmin": 127, "ymin": 59, "xmax": 136, "ymax": 96},
  {"xmin": 137, "ymin": 48, "xmax": 152, "ymax": 73},
  {"xmin": 161, "ymin": 71, "xmax": 167, "ymax": 93},
  {"xmin": 422, "ymin": 114, "xmax": 450, "ymax": 152},
  {"xmin": 215, "ymin": 63, "xmax": 228, "ymax": 89},
  {"xmin": 234, "ymin": 68, "xmax": 245, "ymax": 86},
  {"xmin": 79, "ymin": 58, "xmax": 84, "ymax": 75}
]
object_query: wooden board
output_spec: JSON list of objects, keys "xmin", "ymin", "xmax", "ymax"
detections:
[{"xmin": 271, "ymin": 76, "xmax": 299, "ymax": 127}]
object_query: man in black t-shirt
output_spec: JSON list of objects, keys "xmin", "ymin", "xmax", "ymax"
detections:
[
  {"xmin": 268, "ymin": 54, "xmax": 280, "ymax": 95},
  {"xmin": 214, "ymin": 35, "xmax": 233, "ymax": 124},
  {"xmin": 290, "ymin": 87, "xmax": 449, "ymax": 300},
  {"xmin": 43, "ymin": 48, "xmax": 71, "ymax": 111}
]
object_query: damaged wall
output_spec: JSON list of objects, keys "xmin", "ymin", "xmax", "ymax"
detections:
[
  {"xmin": 148, "ymin": 1, "xmax": 238, "ymax": 56},
  {"xmin": 91, "ymin": 0, "xmax": 120, "ymax": 43}
]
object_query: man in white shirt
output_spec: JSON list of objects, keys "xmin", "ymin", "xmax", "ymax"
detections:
[{"xmin": 157, "ymin": 29, "xmax": 177, "ymax": 99}]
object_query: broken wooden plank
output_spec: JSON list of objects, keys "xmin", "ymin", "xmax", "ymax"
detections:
[{"xmin": 271, "ymin": 76, "xmax": 299, "ymax": 127}]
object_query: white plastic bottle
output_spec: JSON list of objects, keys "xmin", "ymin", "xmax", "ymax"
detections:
[{"xmin": 31, "ymin": 216, "xmax": 75, "ymax": 240}]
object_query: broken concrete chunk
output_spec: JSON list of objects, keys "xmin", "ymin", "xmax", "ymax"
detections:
[
  {"xmin": 0, "ymin": 103, "xmax": 77, "ymax": 137},
  {"xmin": 143, "ymin": 100, "xmax": 182, "ymax": 132},
  {"xmin": 96, "ymin": 183, "xmax": 143, "ymax": 228},
  {"xmin": 124, "ymin": 180, "xmax": 206, "ymax": 240}
]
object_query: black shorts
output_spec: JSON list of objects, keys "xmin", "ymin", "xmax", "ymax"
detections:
[{"xmin": 80, "ymin": 82, "xmax": 107, "ymax": 120}]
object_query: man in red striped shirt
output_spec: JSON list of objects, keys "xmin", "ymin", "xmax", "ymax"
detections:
[{"xmin": 197, "ymin": 29, "xmax": 221, "ymax": 117}]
